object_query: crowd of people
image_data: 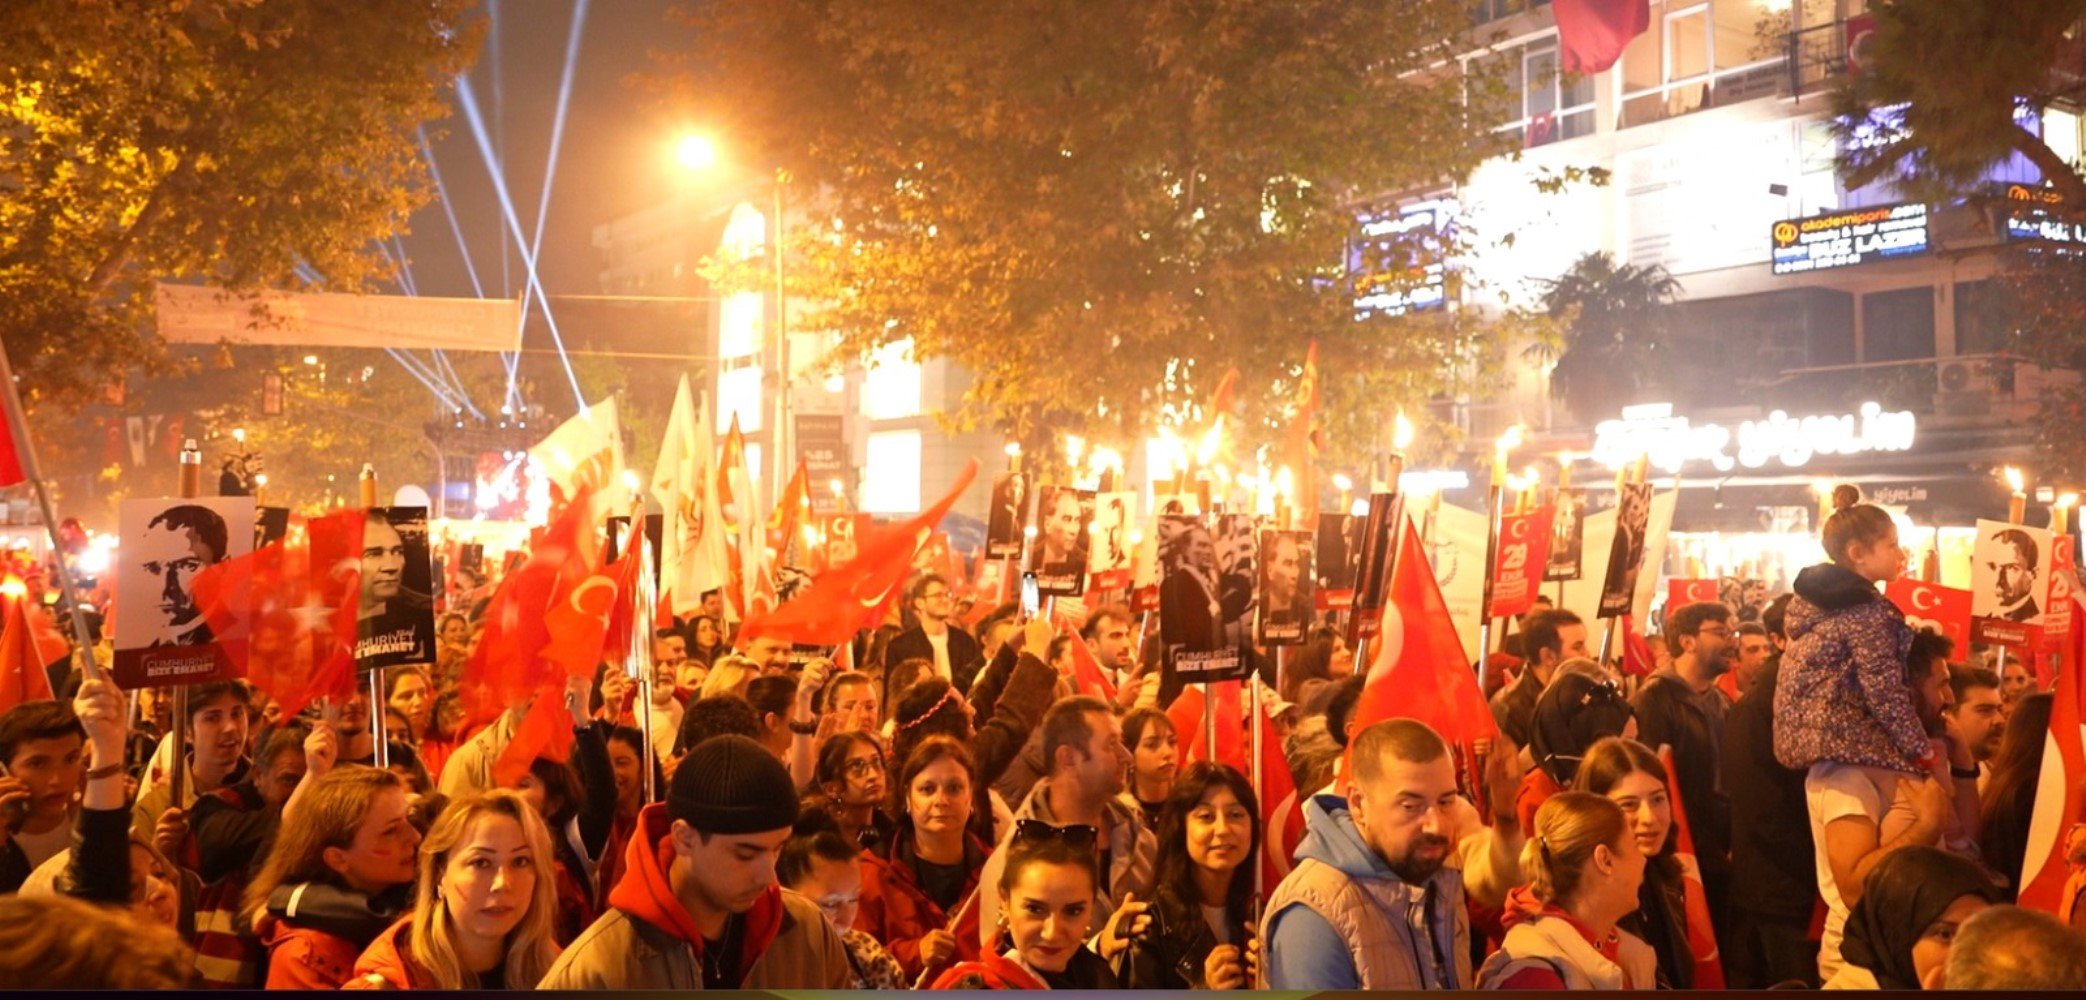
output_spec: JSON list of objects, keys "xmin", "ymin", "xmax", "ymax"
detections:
[{"xmin": 4, "ymin": 486, "xmax": 2086, "ymax": 991}]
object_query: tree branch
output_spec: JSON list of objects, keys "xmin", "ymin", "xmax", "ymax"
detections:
[
  {"xmin": 2008, "ymin": 123, "xmax": 2086, "ymax": 207},
  {"xmin": 82, "ymin": 166, "xmax": 182, "ymax": 301}
]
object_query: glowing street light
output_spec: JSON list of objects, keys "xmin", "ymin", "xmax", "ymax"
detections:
[{"xmin": 675, "ymin": 133, "xmax": 718, "ymax": 171}]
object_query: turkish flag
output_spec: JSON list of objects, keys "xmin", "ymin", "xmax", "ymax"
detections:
[
  {"xmin": 1060, "ymin": 620, "xmax": 1117, "ymax": 701},
  {"xmin": 1490, "ymin": 505, "xmax": 1556, "ymax": 620},
  {"xmin": 1886, "ymin": 579, "xmax": 1974, "ymax": 656},
  {"xmin": 0, "ymin": 595, "xmax": 57, "ymax": 714},
  {"xmin": 190, "ymin": 511, "xmax": 363, "ymax": 721},
  {"xmin": 739, "ymin": 461, "xmax": 979, "ymax": 647},
  {"xmin": 1553, "ymin": 0, "xmax": 1651, "ymax": 73},
  {"xmin": 2020, "ymin": 592, "xmax": 2086, "ymax": 916},
  {"xmin": 1170, "ymin": 682, "xmax": 1245, "ymax": 770},
  {"xmin": 1659, "ymin": 746, "xmax": 1728, "ymax": 988},
  {"xmin": 1254, "ymin": 686, "xmax": 1300, "ymax": 892},
  {"xmin": 1620, "ymin": 614, "xmax": 1658, "ymax": 678},
  {"xmin": 458, "ymin": 488, "xmax": 603, "ymax": 731},
  {"xmin": 1352, "ymin": 519, "xmax": 1496, "ymax": 779},
  {"xmin": 1667, "ymin": 578, "xmax": 1720, "ymax": 612},
  {"xmin": 0, "ymin": 387, "xmax": 24, "ymax": 487}
]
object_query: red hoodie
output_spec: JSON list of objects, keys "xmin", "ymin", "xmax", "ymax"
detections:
[{"xmin": 607, "ymin": 804, "xmax": 785, "ymax": 981}]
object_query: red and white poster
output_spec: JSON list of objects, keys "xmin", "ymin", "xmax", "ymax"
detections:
[
  {"xmin": 1886, "ymin": 578, "xmax": 1974, "ymax": 657},
  {"xmin": 1486, "ymin": 505, "xmax": 1554, "ymax": 620}
]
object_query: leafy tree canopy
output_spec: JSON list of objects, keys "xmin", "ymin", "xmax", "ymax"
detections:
[
  {"xmin": 0, "ymin": 0, "xmax": 479, "ymax": 409},
  {"xmin": 659, "ymin": 0, "xmax": 1551, "ymax": 469}
]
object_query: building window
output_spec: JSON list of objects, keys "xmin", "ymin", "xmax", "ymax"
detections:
[
  {"xmin": 860, "ymin": 338, "xmax": 922, "ymax": 421},
  {"xmin": 1953, "ymin": 280, "xmax": 2013, "ymax": 356},
  {"xmin": 1472, "ymin": 36, "xmax": 1595, "ymax": 148},
  {"xmin": 1619, "ymin": 0, "xmax": 1785, "ymax": 128},
  {"xmin": 1473, "ymin": 0, "xmax": 1549, "ymax": 26},
  {"xmin": 718, "ymin": 364, "xmax": 764, "ymax": 433},
  {"xmin": 1862, "ymin": 286, "xmax": 1936, "ymax": 363},
  {"xmin": 861, "ymin": 431, "xmax": 922, "ymax": 513}
]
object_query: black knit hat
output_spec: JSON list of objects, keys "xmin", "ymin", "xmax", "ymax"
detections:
[{"xmin": 666, "ymin": 734, "xmax": 800, "ymax": 835}]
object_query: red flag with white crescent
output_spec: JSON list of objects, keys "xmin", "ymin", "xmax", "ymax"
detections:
[{"xmin": 1886, "ymin": 578, "xmax": 1974, "ymax": 657}]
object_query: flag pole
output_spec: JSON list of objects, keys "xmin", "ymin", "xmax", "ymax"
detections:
[
  {"xmin": 0, "ymin": 339, "xmax": 101, "ymax": 682},
  {"xmin": 169, "ymin": 440, "xmax": 203, "ymax": 812},
  {"xmin": 627, "ymin": 510, "xmax": 659, "ymax": 804},
  {"xmin": 360, "ymin": 466, "xmax": 389, "ymax": 771},
  {"xmin": 1476, "ymin": 481, "xmax": 1506, "ymax": 693}
]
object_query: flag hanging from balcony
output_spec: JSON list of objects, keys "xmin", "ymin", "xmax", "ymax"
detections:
[{"xmin": 1554, "ymin": 0, "xmax": 1650, "ymax": 74}]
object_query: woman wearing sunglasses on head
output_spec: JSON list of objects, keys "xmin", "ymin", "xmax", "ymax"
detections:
[
  {"xmin": 857, "ymin": 737, "xmax": 990, "ymax": 984},
  {"xmin": 930, "ymin": 820, "xmax": 1118, "ymax": 990},
  {"xmin": 1124, "ymin": 762, "xmax": 1262, "ymax": 989}
]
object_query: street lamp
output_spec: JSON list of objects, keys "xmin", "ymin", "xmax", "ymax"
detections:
[{"xmin": 676, "ymin": 133, "xmax": 793, "ymax": 502}]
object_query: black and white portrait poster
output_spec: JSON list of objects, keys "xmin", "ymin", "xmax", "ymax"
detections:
[
  {"xmin": 1152, "ymin": 492, "xmax": 1202, "ymax": 517},
  {"xmin": 1970, "ymin": 518, "xmax": 2052, "ymax": 647},
  {"xmin": 1087, "ymin": 491, "xmax": 1137, "ymax": 588},
  {"xmin": 1598, "ymin": 484, "xmax": 1653, "ymax": 619},
  {"xmin": 1029, "ymin": 485, "xmax": 1094, "ymax": 596},
  {"xmin": 1350, "ymin": 493, "xmax": 1405, "ymax": 633},
  {"xmin": 1545, "ymin": 487, "xmax": 1587, "ymax": 582},
  {"xmin": 1158, "ymin": 514, "xmax": 1248, "ymax": 683},
  {"xmin": 114, "ymin": 496, "xmax": 254, "ymax": 689},
  {"xmin": 1314, "ymin": 512, "xmax": 1361, "ymax": 610},
  {"xmin": 357, "ymin": 506, "xmax": 437, "ymax": 669},
  {"xmin": 1258, "ymin": 529, "xmax": 1316, "ymax": 646},
  {"xmin": 985, "ymin": 472, "xmax": 1029, "ymax": 560}
]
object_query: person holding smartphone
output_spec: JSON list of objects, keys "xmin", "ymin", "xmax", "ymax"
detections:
[{"xmin": 0, "ymin": 698, "xmax": 88, "ymax": 893}]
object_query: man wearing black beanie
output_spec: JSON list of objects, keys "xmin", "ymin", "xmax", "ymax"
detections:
[{"xmin": 540, "ymin": 735, "xmax": 852, "ymax": 989}]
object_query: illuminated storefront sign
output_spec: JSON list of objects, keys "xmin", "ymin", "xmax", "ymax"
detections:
[
  {"xmin": 2001, "ymin": 183, "xmax": 2086, "ymax": 245},
  {"xmin": 1350, "ymin": 198, "xmax": 1454, "ymax": 317},
  {"xmin": 1770, "ymin": 202, "xmax": 1930, "ymax": 274},
  {"xmin": 1592, "ymin": 402, "xmax": 1917, "ymax": 473}
]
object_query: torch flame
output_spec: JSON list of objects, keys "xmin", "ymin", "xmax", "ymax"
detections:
[
  {"xmin": 1196, "ymin": 418, "xmax": 1225, "ymax": 466},
  {"xmin": 2005, "ymin": 466, "xmax": 2026, "ymax": 493},
  {"xmin": 1331, "ymin": 473, "xmax": 1353, "ymax": 492},
  {"xmin": 1495, "ymin": 424, "xmax": 1524, "ymax": 458},
  {"xmin": 1811, "ymin": 477, "xmax": 1834, "ymax": 499},
  {"xmin": 1276, "ymin": 466, "xmax": 1295, "ymax": 499},
  {"xmin": 2059, "ymin": 492, "xmax": 2080, "ymax": 510},
  {"xmin": 1393, "ymin": 411, "xmax": 1416, "ymax": 451}
]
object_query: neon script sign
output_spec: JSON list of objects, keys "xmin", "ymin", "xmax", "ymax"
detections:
[{"xmin": 1591, "ymin": 402, "xmax": 1917, "ymax": 474}]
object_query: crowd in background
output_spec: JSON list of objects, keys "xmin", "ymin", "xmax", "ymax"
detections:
[{"xmin": 3, "ymin": 489, "xmax": 2086, "ymax": 991}]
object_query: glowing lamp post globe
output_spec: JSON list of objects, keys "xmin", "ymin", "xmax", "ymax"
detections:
[{"xmin": 676, "ymin": 132, "xmax": 793, "ymax": 502}]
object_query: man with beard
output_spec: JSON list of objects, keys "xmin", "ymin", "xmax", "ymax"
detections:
[
  {"xmin": 1264, "ymin": 718, "xmax": 1477, "ymax": 989},
  {"xmin": 1946, "ymin": 665, "xmax": 2005, "ymax": 783},
  {"xmin": 1632, "ymin": 602, "xmax": 1737, "ymax": 925}
]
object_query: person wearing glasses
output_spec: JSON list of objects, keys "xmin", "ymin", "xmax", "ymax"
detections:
[
  {"xmin": 778, "ymin": 811, "xmax": 905, "ymax": 989},
  {"xmin": 858, "ymin": 737, "xmax": 991, "ymax": 984},
  {"xmin": 1628, "ymin": 601, "xmax": 1734, "ymax": 932},
  {"xmin": 976, "ymin": 697, "xmax": 1156, "ymax": 957},
  {"xmin": 799, "ymin": 732, "xmax": 894, "ymax": 853},
  {"xmin": 1123, "ymin": 762, "xmax": 1263, "ymax": 989},
  {"xmin": 886, "ymin": 574, "xmax": 985, "ymax": 693},
  {"xmin": 931, "ymin": 819, "xmax": 1119, "ymax": 989}
]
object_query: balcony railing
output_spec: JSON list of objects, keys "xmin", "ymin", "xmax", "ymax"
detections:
[{"xmin": 1784, "ymin": 18, "xmax": 1851, "ymax": 99}]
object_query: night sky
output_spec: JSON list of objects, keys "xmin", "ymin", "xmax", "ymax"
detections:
[{"xmin": 398, "ymin": 0, "xmax": 695, "ymax": 302}]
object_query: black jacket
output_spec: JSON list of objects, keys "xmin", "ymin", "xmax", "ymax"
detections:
[
  {"xmin": 1124, "ymin": 892, "xmax": 1250, "ymax": 989},
  {"xmin": 886, "ymin": 624, "xmax": 984, "ymax": 694},
  {"xmin": 1723, "ymin": 657, "xmax": 1816, "ymax": 922},
  {"xmin": 1631, "ymin": 673, "xmax": 1730, "ymax": 874}
]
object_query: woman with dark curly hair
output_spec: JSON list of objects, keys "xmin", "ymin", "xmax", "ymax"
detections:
[{"xmin": 1123, "ymin": 762, "xmax": 1262, "ymax": 989}]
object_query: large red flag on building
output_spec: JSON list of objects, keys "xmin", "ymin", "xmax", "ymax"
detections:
[
  {"xmin": 739, "ymin": 461, "xmax": 979, "ymax": 647},
  {"xmin": 1659, "ymin": 746, "xmax": 1727, "ymax": 988},
  {"xmin": 1553, "ymin": 0, "xmax": 1651, "ymax": 73},
  {"xmin": 1352, "ymin": 519, "xmax": 1496, "ymax": 756}
]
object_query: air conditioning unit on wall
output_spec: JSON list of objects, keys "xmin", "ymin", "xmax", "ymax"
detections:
[{"xmin": 1935, "ymin": 359, "xmax": 1998, "ymax": 416}]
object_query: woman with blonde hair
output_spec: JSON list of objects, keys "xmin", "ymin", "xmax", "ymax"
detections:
[
  {"xmin": 699, "ymin": 654, "xmax": 761, "ymax": 702},
  {"xmin": 246, "ymin": 767, "xmax": 422, "ymax": 989},
  {"xmin": 348, "ymin": 791, "xmax": 562, "ymax": 989},
  {"xmin": 1477, "ymin": 791, "xmax": 1656, "ymax": 990}
]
